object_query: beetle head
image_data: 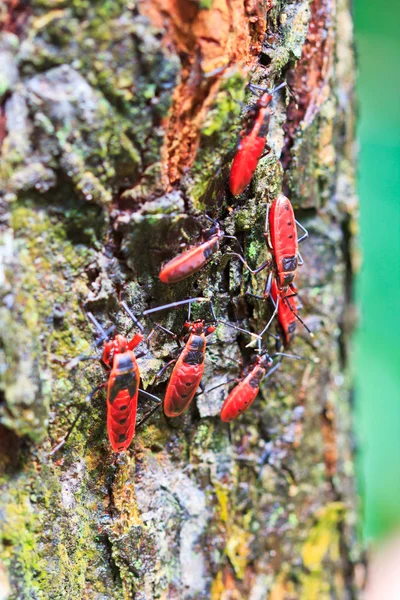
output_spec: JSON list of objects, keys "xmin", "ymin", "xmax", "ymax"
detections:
[
  {"xmin": 203, "ymin": 223, "xmax": 223, "ymax": 241},
  {"xmin": 111, "ymin": 334, "xmax": 129, "ymax": 354}
]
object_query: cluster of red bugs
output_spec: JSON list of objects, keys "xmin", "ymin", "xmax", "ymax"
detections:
[{"xmin": 54, "ymin": 79, "xmax": 313, "ymax": 455}]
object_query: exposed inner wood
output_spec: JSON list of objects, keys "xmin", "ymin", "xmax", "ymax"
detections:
[{"xmin": 140, "ymin": 0, "xmax": 270, "ymax": 186}]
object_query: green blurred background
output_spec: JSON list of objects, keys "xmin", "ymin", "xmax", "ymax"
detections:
[{"xmin": 354, "ymin": 0, "xmax": 400, "ymax": 540}]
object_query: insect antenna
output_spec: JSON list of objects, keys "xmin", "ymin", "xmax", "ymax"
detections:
[
  {"xmin": 142, "ymin": 297, "xmax": 209, "ymax": 316},
  {"xmin": 120, "ymin": 301, "xmax": 145, "ymax": 333},
  {"xmin": 87, "ymin": 312, "xmax": 116, "ymax": 345}
]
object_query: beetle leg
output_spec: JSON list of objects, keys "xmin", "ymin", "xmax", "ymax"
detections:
[
  {"xmin": 259, "ymin": 144, "xmax": 271, "ymax": 160},
  {"xmin": 198, "ymin": 377, "xmax": 241, "ymax": 396},
  {"xmin": 134, "ymin": 389, "xmax": 163, "ymax": 431},
  {"xmin": 246, "ymin": 290, "xmax": 278, "ymax": 348},
  {"xmin": 143, "ymin": 297, "xmax": 209, "ymax": 316},
  {"xmin": 136, "ymin": 404, "xmax": 162, "ymax": 430},
  {"xmin": 296, "ymin": 220, "xmax": 309, "ymax": 243},
  {"xmin": 264, "ymin": 271, "xmax": 273, "ymax": 299},
  {"xmin": 297, "ymin": 251, "xmax": 304, "ymax": 266},
  {"xmin": 281, "ymin": 295, "xmax": 314, "ymax": 337},
  {"xmin": 139, "ymin": 389, "xmax": 162, "ymax": 404},
  {"xmin": 65, "ymin": 353, "xmax": 102, "ymax": 371},
  {"xmin": 120, "ymin": 301, "xmax": 145, "ymax": 334},
  {"xmin": 48, "ymin": 383, "xmax": 106, "ymax": 455},
  {"xmin": 246, "ymin": 291, "xmax": 266, "ymax": 300},
  {"xmin": 147, "ymin": 359, "xmax": 178, "ymax": 395},
  {"xmin": 146, "ymin": 323, "xmax": 182, "ymax": 348},
  {"xmin": 227, "ymin": 252, "xmax": 271, "ymax": 275}
]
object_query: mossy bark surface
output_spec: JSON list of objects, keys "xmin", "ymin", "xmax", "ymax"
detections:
[{"xmin": 0, "ymin": 1, "xmax": 362, "ymax": 598}]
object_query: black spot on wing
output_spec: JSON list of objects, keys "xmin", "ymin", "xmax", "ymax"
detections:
[
  {"xmin": 109, "ymin": 372, "xmax": 137, "ymax": 404},
  {"xmin": 116, "ymin": 354, "xmax": 134, "ymax": 371},
  {"xmin": 282, "ymin": 256, "xmax": 297, "ymax": 271},
  {"xmin": 189, "ymin": 336, "xmax": 205, "ymax": 351},
  {"xmin": 183, "ymin": 350, "xmax": 204, "ymax": 366}
]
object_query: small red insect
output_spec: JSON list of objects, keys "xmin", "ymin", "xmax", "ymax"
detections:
[
  {"xmin": 51, "ymin": 310, "xmax": 160, "ymax": 455},
  {"xmin": 163, "ymin": 319, "xmax": 216, "ymax": 417},
  {"xmin": 229, "ymin": 82, "xmax": 286, "ymax": 196},
  {"xmin": 142, "ymin": 298, "xmax": 217, "ymax": 417},
  {"xmin": 229, "ymin": 194, "xmax": 308, "ymax": 296},
  {"xmin": 141, "ymin": 298, "xmax": 259, "ymax": 421},
  {"xmin": 159, "ymin": 216, "xmax": 244, "ymax": 284},
  {"xmin": 101, "ymin": 332, "xmax": 143, "ymax": 452},
  {"xmin": 159, "ymin": 221, "xmax": 223, "ymax": 284},
  {"xmin": 220, "ymin": 353, "xmax": 281, "ymax": 422},
  {"xmin": 264, "ymin": 193, "xmax": 308, "ymax": 295}
]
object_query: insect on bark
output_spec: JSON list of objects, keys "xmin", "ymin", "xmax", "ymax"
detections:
[
  {"xmin": 140, "ymin": 298, "xmax": 261, "ymax": 422},
  {"xmin": 50, "ymin": 310, "xmax": 160, "ymax": 455},
  {"xmin": 229, "ymin": 82, "xmax": 286, "ymax": 196},
  {"xmin": 158, "ymin": 216, "xmax": 246, "ymax": 284}
]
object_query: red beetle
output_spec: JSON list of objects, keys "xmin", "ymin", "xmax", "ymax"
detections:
[
  {"xmin": 51, "ymin": 311, "xmax": 160, "ymax": 455},
  {"xmin": 159, "ymin": 221, "xmax": 223, "ymax": 284},
  {"xmin": 140, "ymin": 298, "xmax": 260, "ymax": 422},
  {"xmin": 264, "ymin": 193, "xmax": 308, "ymax": 295},
  {"xmin": 142, "ymin": 298, "xmax": 217, "ymax": 417},
  {"xmin": 159, "ymin": 216, "xmax": 246, "ymax": 284},
  {"xmin": 101, "ymin": 332, "xmax": 143, "ymax": 452},
  {"xmin": 220, "ymin": 354, "xmax": 281, "ymax": 422},
  {"xmin": 228, "ymin": 194, "xmax": 308, "ymax": 297},
  {"xmin": 163, "ymin": 319, "xmax": 216, "ymax": 417},
  {"xmin": 229, "ymin": 82, "xmax": 286, "ymax": 196}
]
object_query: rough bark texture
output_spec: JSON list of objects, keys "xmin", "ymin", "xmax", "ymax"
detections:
[{"xmin": 0, "ymin": 1, "xmax": 362, "ymax": 599}]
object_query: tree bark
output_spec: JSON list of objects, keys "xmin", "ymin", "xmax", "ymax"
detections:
[{"xmin": 0, "ymin": 1, "xmax": 362, "ymax": 599}]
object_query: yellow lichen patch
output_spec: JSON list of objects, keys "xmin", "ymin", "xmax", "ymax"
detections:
[
  {"xmin": 225, "ymin": 524, "xmax": 251, "ymax": 580},
  {"xmin": 299, "ymin": 502, "xmax": 346, "ymax": 600},
  {"xmin": 215, "ymin": 482, "xmax": 229, "ymax": 523},
  {"xmin": 31, "ymin": 9, "xmax": 67, "ymax": 32},
  {"xmin": 300, "ymin": 576, "xmax": 331, "ymax": 600},
  {"xmin": 112, "ymin": 458, "xmax": 143, "ymax": 531},
  {"xmin": 269, "ymin": 574, "xmax": 296, "ymax": 600},
  {"xmin": 301, "ymin": 502, "xmax": 345, "ymax": 570},
  {"xmin": 211, "ymin": 571, "xmax": 225, "ymax": 599}
]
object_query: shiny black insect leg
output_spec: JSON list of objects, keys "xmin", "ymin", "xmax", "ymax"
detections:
[
  {"xmin": 263, "ymin": 271, "xmax": 273, "ymax": 299},
  {"xmin": 120, "ymin": 301, "xmax": 145, "ymax": 334},
  {"xmin": 48, "ymin": 383, "xmax": 106, "ymax": 455},
  {"xmin": 136, "ymin": 389, "xmax": 162, "ymax": 429},
  {"xmin": 281, "ymin": 295, "xmax": 314, "ymax": 337}
]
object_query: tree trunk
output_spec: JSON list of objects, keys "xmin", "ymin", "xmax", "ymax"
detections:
[{"xmin": 0, "ymin": 1, "xmax": 362, "ymax": 599}]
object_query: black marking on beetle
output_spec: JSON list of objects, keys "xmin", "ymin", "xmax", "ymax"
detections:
[
  {"xmin": 120, "ymin": 405, "xmax": 127, "ymax": 411},
  {"xmin": 203, "ymin": 239, "xmax": 219, "ymax": 260},
  {"xmin": 258, "ymin": 110, "xmax": 271, "ymax": 138},
  {"xmin": 189, "ymin": 336, "xmax": 205, "ymax": 351},
  {"xmin": 119, "ymin": 418, "xmax": 127, "ymax": 425},
  {"xmin": 118, "ymin": 434, "xmax": 127, "ymax": 443},
  {"xmin": 283, "ymin": 273, "xmax": 294, "ymax": 285},
  {"xmin": 249, "ymin": 367, "xmax": 265, "ymax": 389},
  {"xmin": 183, "ymin": 350, "xmax": 204, "ymax": 366},
  {"xmin": 288, "ymin": 322, "xmax": 296, "ymax": 333},
  {"xmin": 116, "ymin": 354, "xmax": 134, "ymax": 371},
  {"xmin": 282, "ymin": 256, "xmax": 297, "ymax": 271},
  {"xmin": 109, "ymin": 372, "xmax": 137, "ymax": 404}
]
